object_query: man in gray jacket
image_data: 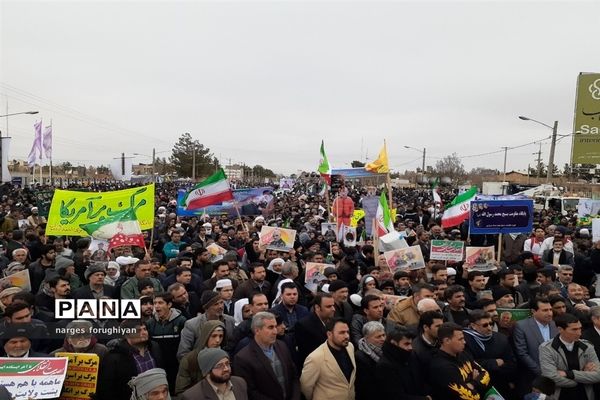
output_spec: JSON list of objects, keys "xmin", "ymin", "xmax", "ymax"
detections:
[{"xmin": 540, "ymin": 313, "xmax": 600, "ymax": 400}]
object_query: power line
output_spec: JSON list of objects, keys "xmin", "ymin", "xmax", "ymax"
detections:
[{"xmin": 0, "ymin": 83, "xmax": 173, "ymax": 146}]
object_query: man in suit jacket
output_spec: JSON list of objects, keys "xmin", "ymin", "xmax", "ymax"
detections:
[
  {"xmin": 300, "ymin": 318, "xmax": 356, "ymax": 400},
  {"xmin": 182, "ymin": 348, "xmax": 248, "ymax": 400},
  {"xmin": 541, "ymin": 239, "xmax": 575, "ymax": 269},
  {"xmin": 513, "ymin": 298, "xmax": 558, "ymax": 395},
  {"xmin": 295, "ymin": 293, "xmax": 336, "ymax": 367},
  {"xmin": 73, "ymin": 264, "xmax": 116, "ymax": 299},
  {"xmin": 582, "ymin": 305, "xmax": 600, "ymax": 355},
  {"xmin": 233, "ymin": 312, "xmax": 300, "ymax": 400}
]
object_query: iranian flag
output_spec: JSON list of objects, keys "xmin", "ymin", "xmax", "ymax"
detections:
[
  {"xmin": 182, "ymin": 169, "xmax": 233, "ymax": 210},
  {"xmin": 375, "ymin": 192, "xmax": 396, "ymax": 236},
  {"xmin": 432, "ymin": 177, "xmax": 443, "ymax": 205},
  {"xmin": 318, "ymin": 140, "xmax": 331, "ymax": 185},
  {"xmin": 79, "ymin": 209, "xmax": 146, "ymax": 250},
  {"xmin": 441, "ymin": 186, "xmax": 478, "ymax": 229}
]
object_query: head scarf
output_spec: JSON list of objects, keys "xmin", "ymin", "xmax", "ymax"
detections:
[
  {"xmin": 233, "ymin": 298, "xmax": 250, "ymax": 326},
  {"xmin": 128, "ymin": 368, "xmax": 170, "ymax": 400},
  {"xmin": 272, "ymin": 278, "xmax": 294, "ymax": 306},
  {"xmin": 267, "ymin": 258, "xmax": 285, "ymax": 274}
]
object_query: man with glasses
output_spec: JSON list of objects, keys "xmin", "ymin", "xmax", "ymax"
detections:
[
  {"xmin": 464, "ymin": 310, "xmax": 517, "ymax": 397},
  {"xmin": 181, "ymin": 348, "xmax": 248, "ymax": 400}
]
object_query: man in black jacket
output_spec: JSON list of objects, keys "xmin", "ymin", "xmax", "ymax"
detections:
[
  {"xmin": 96, "ymin": 320, "xmax": 163, "ymax": 400},
  {"xmin": 375, "ymin": 326, "xmax": 430, "ymax": 399},
  {"xmin": 412, "ymin": 310, "xmax": 443, "ymax": 380},
  {"xmin": 463, "ymin": 310, "xmax": 517, "ymax": 397},
  {"xmin": 295, "ymin": 293, "xmax": 336, "ymax": 367},
  {"xmin": 429, "ymin": 322, "xmax": 491, "ymax": 400}
]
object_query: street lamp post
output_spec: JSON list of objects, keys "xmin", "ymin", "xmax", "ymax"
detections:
[
  {"xmin": 518, "ymin": 116, "xmax": 558, "ymax": 183},
  {"xmin": 0, "ymin": 111, "xmax": 39, "ymax": 183},
  {"xmin": 404, "ymin": 145, "xmax": 426, "ymax": 185}
]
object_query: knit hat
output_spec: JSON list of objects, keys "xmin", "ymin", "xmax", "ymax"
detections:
[
  {"xmin": 328, "ymin": 280, "xmax": 348, "ymax": 293},
  {"xmin": 323, "ymin": 267, "xmax": 337, "ymax": 278},
  {"xmin": 214, "ymin": 279, "xmax": 233, "ymax": 291},
  {"xmin": 201, "ymin": 291, "xmax": 221, "ymax": 309},
  {"xmin": 55, "ymin": 256, "xmax": 75, "ymax": 275},
  {"xmin": 492, "ymin": 286, "xmax": 512, "ymax": 302},
  {"xmin": 84, "ymin": 263, "xmax": 107, "ymax": 280},
  {"xmin": 107, "ymin": 261, "xmax": 120, "ymax": 270},
  {"xmin": 128, "ymin": 368, "xmax": 170, "ymax": 400},
  {"xmin": 4, "ymin": 262, "xmax": 25, "ymax": 277},
  {"xmin": 0, "ymin": 323, "xmax": 33, "ymax": 345},
  {"xmin": 197, "ymin": 348, "xmax": 229, "ymax": 376}
]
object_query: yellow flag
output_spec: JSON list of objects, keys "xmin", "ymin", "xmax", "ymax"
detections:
[{"xmin": 365, "ymin": 141, "xmax": 389, "ymax": 173}]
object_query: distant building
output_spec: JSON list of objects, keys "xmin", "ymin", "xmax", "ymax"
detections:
[
  {"xmin": 224, "ymin": 164, "xmax": 244, "ymax": 180},
  {"xmin": 133, "ymin": 163, "xmax": 153, "ymax": 176}
]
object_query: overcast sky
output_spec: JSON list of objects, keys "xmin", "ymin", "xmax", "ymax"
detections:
[{"xmin": 1, "ymin": 0, "xmax": 599, "ymax": 176}]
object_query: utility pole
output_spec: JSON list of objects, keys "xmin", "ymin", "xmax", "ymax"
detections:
[
  {"xmin": 546, "ymin": 120, "xmax": 558, "ymax": 183},
  {"xmin": 535, "ymin": 144, "xmax": 543, "ymax": 180},
  {"xmin": 422, "ymin": 148, "xmax": 426, "ymax": 173},
  {"xmin": 502, "ymin": 146, "xmax": 508, "ymax": 194},
  {"xmin": 152, "ymin": 148, "xmax": 156, "ymax": 183},
  {"xmin": 121, "ymin": 153, "xmax": 125, "ymax": 176}
]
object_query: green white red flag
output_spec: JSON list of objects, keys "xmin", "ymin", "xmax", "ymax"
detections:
[
  {"xmin": 79, "ymin": 208, "xmax": 146, "ymax": 250},
  {"xmin": 441, "ymin": 186, "xmax": 478, "ymax": 229},
  {"xmin": 318, "ymin": 140, "xmax": 331, "ymax": 185},
  {"xmin": 375, "ymin": 192, "xmax": 395, "ymax": 236},
  {"xmin": 182, "ymin": 169, "xmax": 234, "ymax": 210}
]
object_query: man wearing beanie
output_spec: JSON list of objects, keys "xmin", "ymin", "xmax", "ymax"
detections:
[
  {"xmin": 181, "ymin": 348, "xmax": 247, "ymax": 400},
  {"xmin": 128, "ymin": 368, "xmax": 170, "ymax": 400},
  {"xmin": 74, "ymin": 263, "xmax": 116, "ymax": 299},
  {"xmin": 329, "ymin": 280, "xmax": 353, "ymax": 324},
  {"xmin": 177, "ymin": 290, "xmax": 235, "ymax": 361}
]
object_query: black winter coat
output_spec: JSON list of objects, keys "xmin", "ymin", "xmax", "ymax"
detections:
[
  {"xmin": 95, "ymin": 339, "xmax": 163, "ymax": 400},
  {"xmin": 375, "ymin": 342, "xmax": 429, "ymax": 400}
]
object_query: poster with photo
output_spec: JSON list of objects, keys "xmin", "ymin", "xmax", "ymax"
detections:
[
  {"xmin": 341, "ymin": 225, "xmax": 357, "ymax": 247},
  {"xmin": 383, "ymin": 245, "xmax": 426, "ymax": 271},
  {"xmin": 304, "ymin": 262, "xmax": 335, "ymax": 292},
  {"xmin": 321, "ymin": 223, "xmax": 339, "ymax": 242},
  {"xmin": 259, "ymin": 226, "xmax": 296, "ymax": 252},
  {"xmin": 465, "ymin": 246, "xmax": 496, "ymax": 271}
]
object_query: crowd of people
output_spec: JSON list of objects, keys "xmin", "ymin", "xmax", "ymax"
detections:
[{"xmin": 0, "ymin": 177, "xmax": 598, "ymax": 400}]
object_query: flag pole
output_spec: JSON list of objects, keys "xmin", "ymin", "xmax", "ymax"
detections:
[
  {"xmin": 235, "ymin": 202, "xmax": 248, "ymax": 233},
  {"xmin": 372, "ymin": 218, "xmax": 379, "ymax": 256},
  {"xmin": 49, "ymin": 120, "xmax": 52, "ymax": 183},
  {"xmin": 386, "ymin": 173, "xmax": 393, "ymax": 223},
  {"xmin": 323, "ymin": 177, "xmax": 332, "ymax": 222}
]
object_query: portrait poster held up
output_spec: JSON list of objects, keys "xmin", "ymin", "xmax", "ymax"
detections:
[
  {"xmin": 259, "ymin": 226, "xmax": 297, "ymax": 252},
  {"xmin": 304, "ymin": 262, "xmax": 335, "ymax": 292},
  {"xmin": 340, "ymin": 225, "xmax": 357, "ymax": 247},
  {"xmin": 465, "ymin": 246, "xmax": 496, "ymax": 271},
  {"xmin": 0, "ymin": 269, "xmax": 32, "ymax": 291},
  {"xmin": 0, "ymin": 357, "xmax": 69, "ymax": 400},
  {"xmin": 321, "ymin": 222, "xmax": 338, "ymax": 242},
  {"xmin": 383, "ymin": 245, "xmax": 426, "ymax": 272}
]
